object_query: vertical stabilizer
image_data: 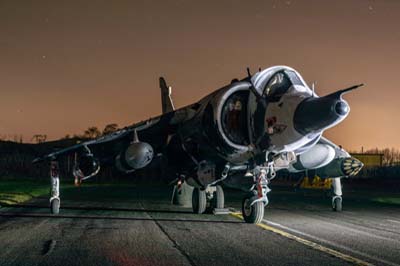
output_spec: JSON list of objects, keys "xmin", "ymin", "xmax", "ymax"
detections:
[{"xmin": 160, "ymin": 77, "xmax": 175, "ymax": 114}]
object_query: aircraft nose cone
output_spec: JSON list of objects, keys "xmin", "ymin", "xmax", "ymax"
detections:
[
  {"xmin": 341, "ymin": 157, "xmax": 364, "ymax": 177},
  {"xmin": 294, "ymin": 95, "xmax": 351, "ymax": 135},
  {"xmin": 335, "ymin": 101, "xmax": 349, "ymax": 116}
]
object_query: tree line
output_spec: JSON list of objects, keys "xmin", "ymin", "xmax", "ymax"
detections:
[
  {"xmin": 0, "ymin": 123, "xmax": 120, "ymax": 144},
  {"xmin": 62, "ymin": 123, "xmax": 119, "ymax": 140},
  {"xmin": 359, "ymin": 147, "xmax": 400, "ymax": 166}
]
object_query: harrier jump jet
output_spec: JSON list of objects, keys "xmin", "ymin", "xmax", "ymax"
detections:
[{"xmin": 34, "ymin": 66, "xmax": 363, "ymax": 224}]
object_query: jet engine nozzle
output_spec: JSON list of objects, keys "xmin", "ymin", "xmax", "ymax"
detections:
[{"xmin": 293, "ymin": 94, "xmax": 350, "ymax": 135}]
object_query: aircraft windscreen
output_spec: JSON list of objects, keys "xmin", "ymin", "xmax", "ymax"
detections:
[
  {"xmin": 284, "ymin": 70, "xmax": 305, "ymax": 86},
  {"xmin": 263, "ymin": 71, "xmax": 292, "ymax": 102}
]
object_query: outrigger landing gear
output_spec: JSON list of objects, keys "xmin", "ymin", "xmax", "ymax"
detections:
[
  {"xmin": 49, "ymin": 161, "xmax": 60, "ymax": 214},
  {"xmin": 332, "ymin": 177, "xmax": 342, "ymax": 212},
  {"xmin": 242, "ymin": 164, "xmax": 274, "ymax": 224}
]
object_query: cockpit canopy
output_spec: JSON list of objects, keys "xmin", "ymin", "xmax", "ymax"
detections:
[
  {"xmin": 219, "ymin": 66, "xmax": 312, "ymax": 149},
  {"xmin": 246, "ymin": 66, "xmax": 312, "ymax": 148},
  {"xmin": 263, "ymin": 70, "xmax": 306, "ymax": 102}
]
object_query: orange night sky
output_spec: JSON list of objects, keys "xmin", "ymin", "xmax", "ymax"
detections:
[{"xmin": 0, "ymin": 0, "xmax": 399, "ymax": 151}]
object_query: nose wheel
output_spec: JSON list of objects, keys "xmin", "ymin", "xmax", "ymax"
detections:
[
  {"xmin": 242, "ymin": 192, "xmax": 264, "ymax": 224},
  {"xmin": 332, "ymin": 196, "xmax": 342, "ymax": 212},
  {"xmin": 50, "ymin": 198, "xmax": 60, "ymax": 214}
]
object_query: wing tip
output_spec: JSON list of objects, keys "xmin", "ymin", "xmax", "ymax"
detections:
[{"xmin": 32, "ymin": 157, "xmax": 44, "ymax": 164}]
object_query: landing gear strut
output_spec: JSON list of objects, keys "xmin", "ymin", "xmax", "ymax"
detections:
[
  {"xmin": 241, "ymin": 164, "xmax": 274, "ymax": 224},
  {"xmin": 49, "ymin": 161, "xmax": 60, "ymax": 214},
  {"xmin": 332, "ymin": 177, "xmax": 342, "ymax": 212}
]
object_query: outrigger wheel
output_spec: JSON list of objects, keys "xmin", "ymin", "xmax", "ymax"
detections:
[
  {"xmin": 192, "ymin": 188, "xmax": 207, "ymax": 214},
  {"xmin": 50, "ymin": 198, "xmax": 60, "ymax": 214},
  {"xmin": 49, "ymin": 161, "xmax": 60, "ymax": 215},
  {"xmin": 242, "ymin": 192, "xmax": 264, "ymax": 224},
  {"xmin": 332, "ymin": 196, "xmax": 342, "ymax": 212}
]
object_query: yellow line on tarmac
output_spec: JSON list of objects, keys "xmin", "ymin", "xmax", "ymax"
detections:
[{"xmin": 230, "ymin": 212, "xmax": 375, "ymax": 266}]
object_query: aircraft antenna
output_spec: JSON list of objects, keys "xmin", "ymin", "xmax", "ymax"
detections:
[{"xmin": 246, "ymin": 67, "xmax": 267, "ymax": 107}]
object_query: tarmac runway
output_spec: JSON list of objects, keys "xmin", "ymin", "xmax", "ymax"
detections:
[{"xmin": 0, "ymin": 184, "xmax": 399, "ymax": 266}]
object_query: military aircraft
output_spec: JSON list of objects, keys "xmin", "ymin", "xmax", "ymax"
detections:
[{"xmin": 34, "ymin": 65, "xmax": 364, "ymax": 224}]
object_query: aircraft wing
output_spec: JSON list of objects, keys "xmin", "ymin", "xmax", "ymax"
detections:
[
  {"xmin": 32, "ymin": 117, "xmax": 162, "ymax": 164},
  {"xmin": 32, "ymin": 130, "xmax": 126, "ymax": 163},
  {"xmin": 32, "ymin": 76, "xmax": 202, "ymax": 164}
]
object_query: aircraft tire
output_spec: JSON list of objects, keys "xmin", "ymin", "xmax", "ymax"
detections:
[
  {"xmin": 215, "ymin": 185, "xmax": 224, "ymax": 209},
  {"xmin": 242, "ymin": 195, "xmax": 264, "ymax": 224},
  {"xmin": 50, "ymin": 198, "xmax": 60, "ymax": 215},
  {"xmin": 333, "ymin": 197, "xmax": 342, "ymax": 212},
  {"xmin": 192, "ymin": 188, "xmax": 206, "ymax": 214}
]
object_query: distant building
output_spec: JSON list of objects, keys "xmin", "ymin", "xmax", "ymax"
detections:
[
  {"xmin": 351, "ymin": 153, "xmax": 384, "ymax": 168},
  {"xmin": 350, "ymin": 153, "xmax": 385, "ymax": 179}
]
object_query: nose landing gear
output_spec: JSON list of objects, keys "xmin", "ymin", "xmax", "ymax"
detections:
[
  {"xmin": 242, "ymin": 163, "xmax": 275, "ymax": 224},
  {"xmin": 332, "ymin": 177, "xmax": 343, "ymax": 212}
]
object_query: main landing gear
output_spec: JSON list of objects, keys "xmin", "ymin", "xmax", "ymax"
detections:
[
  {"xmin": 241, "ymin": 165, "xmax": 274, "ymax": 224},
  {"xmin": 191, "ymin": 160, "xmax": 276, "ymax": 224},
  {"xmin": 192, "ymin": 185, "xmax": 225, "ymax": 214},
  {"xmin": 332, "ymin": 177, "xmax": 342, "ymax": 212},
  {"xmin": 49, "ymin": 161, "xmax": 60, "ymax": 214}
]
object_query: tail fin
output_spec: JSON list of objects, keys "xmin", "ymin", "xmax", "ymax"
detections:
[{"xmin": 160, "ymin": 77, "xmax": 175, "ymax": 114}]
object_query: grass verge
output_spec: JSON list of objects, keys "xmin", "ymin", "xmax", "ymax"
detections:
[
  {"xmin": 0, "ymin": 180, "xmax": 49, "ymax": 205},
  {"xmin": 372, "ymin": 197, "xmax": 400, "ymax": 205}
]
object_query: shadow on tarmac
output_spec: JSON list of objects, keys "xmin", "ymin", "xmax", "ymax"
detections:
[
  {"xmin": 0, "ymin": 212, "xmax": 242, "ymax": 224},
  {"xmin": 1, "ymin": 204, "xmax": 194, "ymax": 214}
]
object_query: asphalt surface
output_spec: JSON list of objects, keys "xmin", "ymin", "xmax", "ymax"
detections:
[{"xmin": 0, "ymin": 184, "xmax": 399, "ymax": 266}]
